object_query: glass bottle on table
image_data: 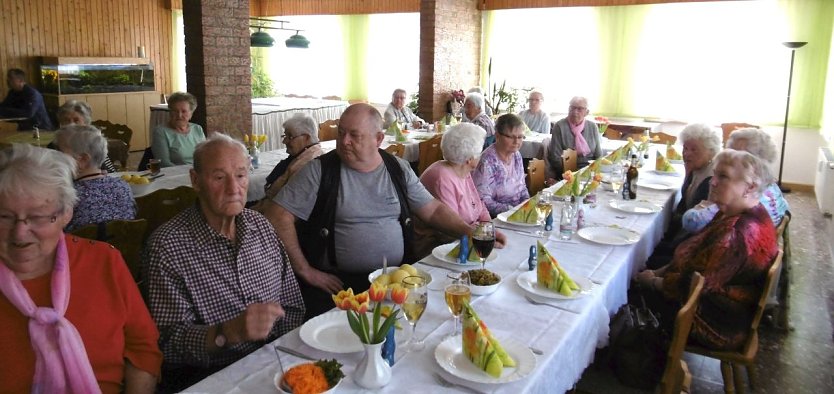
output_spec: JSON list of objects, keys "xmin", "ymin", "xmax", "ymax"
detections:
[
  {"xmin": 623, "ymin": 154, "xmax": 639, "ymax": 200},
  {"xmin": 444, "ymin": 272, "xmax": 471, "ymax": 338},
  {"xmin": 559, "ymin": 196, "xmax": 577, "ymax": 240},
  {"xmin": 535, "ymin": 191, "xmax": 553, "ymax": 238}
]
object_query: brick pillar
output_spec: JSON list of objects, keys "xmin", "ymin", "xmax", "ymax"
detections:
[
  {"xmin": 419, "ymin": 0, "xmax": 482, "ymax": 122},
  {"xmin": 183, "ymin": 0, "xmax": 252, "ymax": 138}
]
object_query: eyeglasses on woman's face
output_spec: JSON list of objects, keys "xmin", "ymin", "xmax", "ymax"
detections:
[
  {"xmin": 0, "ymin": 211, "xmax": 61, "ymax": 230},
  {"xmin": 499, "ymin": 133, "xmax": 525, "ymax": 141}
]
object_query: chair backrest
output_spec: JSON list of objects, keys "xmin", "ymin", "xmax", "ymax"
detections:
[
  {"xmin": 135, "ymin": 186, "xmax": 197, "ymax": 240},
  {"xmin": 384, "ymin": 143, "xmax": 405, "ymax": 158},
  {"xmin": 526, "ymin": 158, "xmax": 546, "ymax": 196},
  {"xmin": 93, "ymin": 120, "xmax": 133, "ymax": 149},
  {"xmin": 322, "ymin": 95, "xmax": 342, "ymax": 101},
  {"xmin": 417, "ymin": 134, "xmax": 444, "ymax": 175},
  {"xmin": 750, "ymin": 250, "xmax": 784, "ymax": 334},
  {"xmin": 658, "ymin": 273, "xmax": 704, "ymax": 394},
  {"xmin": 562, "ymin": 148, "xmax": 577, "ymax": 173},
  {"xmin": 604, "ymin": 127, "xmax": 623, "ymax": 140},
  {"xmin": 720, "ymin": 123, "xmax": 758, "ymax": 144},
  {"xmin": 106, "ymin": 139, "xmax": 129, "ymax": 171},
  {"xmin": 650, "ymin": 132, "xmax": 677, "ymax": 144},
  {"xmin": 70, "ymin": 219, "xmax": 148, "ymax": 282},
  {"xmin": 318, "ymin": 119, "xmax": 339, "ymax": 142},
  {"xmin": 769, "ymin": 212, "xmax": 791, "ymax": 308}
]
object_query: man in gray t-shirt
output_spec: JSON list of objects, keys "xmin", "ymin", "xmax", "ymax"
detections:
[{"xmin": 263, "ymin": 103, "xmax": 501, "ymax": 316}]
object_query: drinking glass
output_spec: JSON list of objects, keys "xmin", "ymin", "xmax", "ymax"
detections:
[
  {"xmin": 147, "ymin": 159, "xmax": 161, "ymax": 175},
  {"xmin": 444, "ymin": 272, "xmax": 471, "ymax": 338},
  {"xmin": 472, "ymin": 221, "xmax": 495, "ymax": 270},
  {"xmin": 535, "ymin": 191, "xmax": 553, "ymax": 237},
  {"xmin": 401, "ymin": 275, "xmax": 428, "ymax": 351},
  {"xmin": 609, "ymin": 166, "xmax": 624, "ymax": 194}
]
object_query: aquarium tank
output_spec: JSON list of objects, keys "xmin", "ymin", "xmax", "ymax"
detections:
[{"xmin": 39, "ymin": 57, "xmax": 155, "ymax": 95}]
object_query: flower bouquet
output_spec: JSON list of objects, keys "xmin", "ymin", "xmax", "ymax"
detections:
[
  {"xmin": 331, "ymin": 283, "xmax": 407, "ymax": 344},
  {"xmin": 594, "ymin": 116, "xmax": 610, "ymax": 135},
  {"xmin": 243, "ymin": 133, "xmax": 267, "ymax": 153},
  {"xmin": 554, "ymin": 168, "xmax": 602, "ymax": 198}
]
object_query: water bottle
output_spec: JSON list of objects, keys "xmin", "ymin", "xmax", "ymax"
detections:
[{"xmin": 559, "ymin": 197, "xmax": 576, "ymax": 240}]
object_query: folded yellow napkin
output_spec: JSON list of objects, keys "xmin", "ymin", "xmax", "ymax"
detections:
[
  {"xmin": 536, "ymin": 241, "xmax": 579, "ymax": 296},
  {"xmin": 462, "ymin": 301, "xmax": 516, "ymax": 377},
  {"xmin": 666, "ymin": 143, "xmax": 682, "ymax": 161},
  {"xmin": 655, "ymin": 152, "xmax": 676, "ymax": 173},
  {"xmin": 446, "ymin": 239, "xmax": 480, "ymax": 262},
  {"xmin": 605, "ymin": 140, "xmax": 634, "ymax": 163},
  {"xmin": 386, "ymin": 122, "xmax": 401, "ymax": 136},
  {"xmin": 507, "ymin": 195, "xmax": 540, "ymax": 224}
]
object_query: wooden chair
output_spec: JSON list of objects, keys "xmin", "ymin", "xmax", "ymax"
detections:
[
  {"xmin": 657, "ymin": 273, "xmax": 704, "ymax": 394},
  {"xmin": 384, "ymin": 143, "xmax": 405, "ymax": 158},
  {"xmin": 135, "ymin": 186, "xmax": 197, "ymax": 240},
  {"xmin": 70, "ymin": 219, "xmax": 148, "ymax": 282},
  {"xmin": 604, "ymin": 127, "xmax": 623, "ymax": 140},
  {"xmin": 417, "ymin": 134, "xmax": 443, "ymax": 175},
  {"xmin": 767, "ymin": 212, "xmax": 792, "ymax": 330},
  {"xmin": 93, "ymin": 120, "xmax": 133, "ymax": 169},
  {"xmin": 562, "ymin": 148, "xmax": 577, "ymax": 173},
  {"xmin": 650, "ymin": 131, "xmax": 677, "ymax": 144},
  {"xmin": 318, "ymin": 119, "xmax": 339, "ymax": 142},
  {"xmin": 107, "ymin": 140, "xmax": 129, "ymax": 170},
  {"xmin": 720, "ymin": 123, "xmax": 758, "ymax": 144},
  {"xmin": 685, "ymin": 250, "xmax": 784, "ymax": 394},
  {"xmin": 526, "ymin": 158, "xmax": 546, "ymax": 196},
  {"xmin": 322, "ymin": 95, "xmax": 342, "ymax": 101}
]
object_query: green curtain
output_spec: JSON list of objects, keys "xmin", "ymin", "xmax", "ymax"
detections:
[
  {"xmin": 480, "ymin": 11, "xmax": 495, "ymax": 92},
  {"xmin": 593, "ymin": 5, "xmax": 649, "ymax": 118},
  {"xmin": 341, "ymin": 15, "xmax": 370, "ymax": 100}
]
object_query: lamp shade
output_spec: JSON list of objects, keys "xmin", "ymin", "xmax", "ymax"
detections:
[
  {"xmin": 250, "ymin": 31, "xmax": 274, "ymax": 47},
  {"xmin": 285, "ymin": 34, "xmax": 310, "ymax": 49}
]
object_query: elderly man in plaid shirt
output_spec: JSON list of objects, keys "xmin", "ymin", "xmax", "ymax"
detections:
[{"xmin": 143, "ymin": 133, "xmax": 304, "ymax": 392}]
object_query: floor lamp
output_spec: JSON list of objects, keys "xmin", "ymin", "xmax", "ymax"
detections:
[{"xmin": 778, "ymin": 41, "xmax": 807, "ymax": 193}]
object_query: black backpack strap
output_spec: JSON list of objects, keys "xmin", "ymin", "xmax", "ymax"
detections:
[
  {"xmin": 379, "ymin": 149, "xmax": 415, "ymax": 263},
  {"xmin": 298, "ymin": 151, "xmax": 341, "ymax": 269}
]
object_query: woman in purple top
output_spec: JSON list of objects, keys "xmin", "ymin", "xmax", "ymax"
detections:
[
  {"xmin": 414, "ymin": 124, "xmax": 490, "ymax": 257},
  {"xmin": 55, "ymin": 125, "xmax": 136, "ymax": 231},
  {"xmin": 472, "ymin": 114, "xmax": 530, "ymax": 217}
]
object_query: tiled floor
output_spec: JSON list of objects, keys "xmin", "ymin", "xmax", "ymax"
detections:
[{"xmin": 576, "ymin": 190, "xmax": 834, "ymax": 393}]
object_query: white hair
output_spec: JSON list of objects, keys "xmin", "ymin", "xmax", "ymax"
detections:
[
  {"xmin": 464, "ymin": 92, "xmax": 485, "ymax": 112},
  {"xmin": 193, "ymin": 133, "xmax": 248, "ymax": 173},
  {"xmin": 680, "ymin": 123, "xmax": 722, "ymax": 158},
  {"xmin": 283, "ymin": 113, "xmax": 319, "ymax": 143},
  {"xmin": 714, "ymin": 149, "xmax": 769, "ymax": 196},
  {"xmin": 55, "ymin": 124, "xmax": 108, "ymax": 168},
  {"xmin": 441, "ymin": 123, "xmax": 486, "ymax": 164},
  {"xmin": 0, "ymin": 144, "xmax": 78, "ymax": 212},
  {"xmin": 726, "ymin": 128, "xmax": 777, "ymax": 164}
]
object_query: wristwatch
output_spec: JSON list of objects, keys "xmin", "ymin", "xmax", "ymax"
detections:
[{"xmin": 214, "ymin": 324, "xmax": 227, "ymax": 348}]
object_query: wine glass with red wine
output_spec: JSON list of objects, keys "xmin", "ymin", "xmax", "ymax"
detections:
[{"xmin": 472, "ymin": 221, "xmax": 495, "ymax": 270}]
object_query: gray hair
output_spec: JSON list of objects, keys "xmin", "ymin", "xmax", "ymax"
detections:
[
  {"xmin": 441, "ymin": 123, "xmax": 486, "ymax": 164},
  {"xmin": 283, "ymin": 113, "xmax": 319, "ymax": 143},
  {"xmin": 0, "ymin": 144, "xmax": 78, "ymax": 212},
  {"xmin": 679, "ymin": 123, "xmax": 722, "ymax": 158},
  {"xmin": 529, "ymin": 90, "xmax": 544, "ymax": 100},
  {"xmin": 56, "ymin": 100, "xmax": 92, "ymax": 125},
  {"xmin": 55, "ymin": 125, "xmax": 108, "ymax": 168},
  {"xmin": 392, "ymin": 88, "xmax": 406, "ymax": 98},
  {"xmin": 167, "ymin": 91, "xmax": 198, "ymax": 111},
  {"xmin": 714, "ymin": 149, "xmax": 769, "ymax": 196},
  {"xmin": 464, "ymin": 92, "xmax": 485, "ymax": 112},
  {"xmin": 726, "ymin": 128, "xmax": 777, "ymax": 164},
  {"xmin": 193, "ymin": 133, "xmax": 248, "ymax": 173},
  {"xmin": 467, "ymin": 86, "xmax": 484, "ymax": 95}
]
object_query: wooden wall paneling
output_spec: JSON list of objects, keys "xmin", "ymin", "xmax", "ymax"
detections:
[
  {"xmin": 252, "ymin": 0, "xmax": 420, "ymax": 16},
  {"xmin": 481, "ymin": 0, "xmax": 723, "ymax": 9},
  {"xmin": 124, "ymin": 93, "xmax": 148, "ymax": 149},
  {"xmin": 85, "ymin": 95, "xmax": 109, "ymax": 124},
  {"xmin": 106, "ymin": 94, "xmax": 128, "ymax": 125}
]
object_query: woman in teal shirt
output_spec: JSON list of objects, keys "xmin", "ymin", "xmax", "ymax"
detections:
[{"xmin": 152, "ymin": 92, "xmax": 205, "ymax": 167}]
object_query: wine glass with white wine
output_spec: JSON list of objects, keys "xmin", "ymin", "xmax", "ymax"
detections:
[
  {"xmin": 401, "ymin": 275, "xmax": 428, "ymax": 352},
  {"xmin": 444, "ymin": 272, "xmax": 471, "ymax": 339}
]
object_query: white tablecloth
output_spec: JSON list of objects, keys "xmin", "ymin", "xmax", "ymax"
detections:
[
  {"xmin": 183, "ymin": 154, "xmax": 685, "ymax": 393},
  {"xmin": 149, "ymin": 97, "xmax": 349, "ymax": 151}
]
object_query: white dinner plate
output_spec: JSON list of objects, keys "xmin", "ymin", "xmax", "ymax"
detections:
[
  {"xmin": 637, "ymin": 179, "xmax": 678, "ymax": 190},
  {"xmin": 432, "ymin": 242, "xmax": 498, "ymax": 267},
  {"xmin": 608, "ymin": 199, "xmax": 663, "ymax": 214},
  {"xmin": 434, "ymin": 335, "xmax": 536, "ymax": 384},
  {"xmin": 650, "ymin": 169, "xmax": 682, "ymax": 177},
  {"xmin": 299, "ymin": 311, "xmax": 364, "ymax": 353},
  {"xmin": 496, "ymin": 208, "xmax": 542, "ymax": 227},
  {"xmin": 515, "ymin": 270, "xmax": 592, "ymax": 300},
  {"xmin": 577, "ymin": 226, "xmax": 640, "ymax": 246}
]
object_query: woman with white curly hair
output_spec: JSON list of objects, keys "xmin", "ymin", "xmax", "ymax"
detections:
[
  {"xmin": 682, "ymin": 127, "xmax": 789, "ymax": 232},
  {"xmin": 463, "ymin": 92, "xmax": 496, "ymax": 148},
  {"xmin": 413, "ymin": 123, "xmax": 493, "ymax": 257}
]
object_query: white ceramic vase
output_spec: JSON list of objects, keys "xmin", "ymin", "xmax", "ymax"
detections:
[{"xmin": 353, "ymin": 340, "xmax": 392, "ymax": 389}]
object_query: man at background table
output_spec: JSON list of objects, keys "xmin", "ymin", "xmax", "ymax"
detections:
[
  {"xmin": 263, "ymin": 103, "xmax": 503, "ymax": 319},
  {"xmin": 383, "ymin": 88, "xmax": 424, "ymax": 129},
  {"xmin": 0, "ymin": 68, "xmax": 54, "ymax": 131},
  {"xmin": 143, "ymin": 133, "xmax": 304, "ymax": 392}
]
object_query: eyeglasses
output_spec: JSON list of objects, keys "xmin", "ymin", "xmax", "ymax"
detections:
[
  {"xmin": 0, "ymin": 211, "xmax": 61, "ymax": 230},
  {"xmin": 569, "ymin": 106, "xmax": 587, "ymax": 112},
  {"xmin": 282, "ymin": 133, "xmax": 304, "ymax": 141},
  {"xmin": 499, "ymin": 133, "xmax": 525, "ymax": 141}
]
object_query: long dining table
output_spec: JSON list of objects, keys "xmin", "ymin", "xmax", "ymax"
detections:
[{"xmin": 182, "ymin": 151, "xmax": 685, "ymax": 393}]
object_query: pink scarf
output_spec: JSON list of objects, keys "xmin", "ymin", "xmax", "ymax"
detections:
[
  {"xmin": 0, "ymin": 234, "xmax": 100, "ymax": 394},
  {"xmin": 570, "ymin": 120, "xmax": 591, "ymax": 156}
]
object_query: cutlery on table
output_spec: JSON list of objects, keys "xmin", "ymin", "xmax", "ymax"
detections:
[
  {"xmin": 524, "ymin": 295, "xmax": 579, "ymax": 314},
  {"xmin": 274, "ymin": 345, "xmax": 317, "ymax": 361},
  {"xmin": 272, "ymin": 346, "xmax": 292, "ymax": 392},
  {"xmin": 529, "ymin": 346, "xmax": 544, "ymax": 355},
  {"xmin": 434, "ymin": 373, "xmax": 487, "ymax": 394}
]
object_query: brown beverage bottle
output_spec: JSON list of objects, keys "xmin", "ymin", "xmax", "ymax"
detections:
[{"xmin": 625, "ymin": 154, "xmax": 639, "ymax": 200}]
